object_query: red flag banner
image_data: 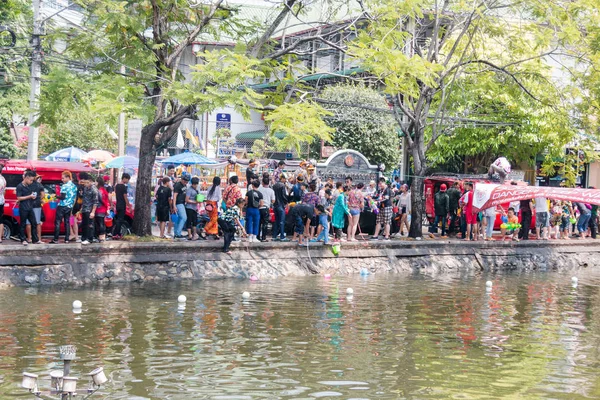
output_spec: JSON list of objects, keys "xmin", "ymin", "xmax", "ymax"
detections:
[{"xmin": 473, "ymin": 183, "xmax": 600, "ymax": 211}]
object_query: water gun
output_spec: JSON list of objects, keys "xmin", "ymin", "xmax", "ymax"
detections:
[
  {"xmin": 368, "ymin": 197, "xmax": 379, "ymax": 214},
  {"xmin": 500, "ymin": 223, "xmax": 521, "ymax": 230}
]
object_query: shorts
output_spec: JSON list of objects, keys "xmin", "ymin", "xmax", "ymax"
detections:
[
  {"xmin": 0, "ymin": 203, "xmax": 3, "ymax": 219},
  {"xmin": 376, "ymin": 206, "xmax": 393, "ymax": 225},
  {"xmin": 401, "ymin": 206, "xmax": 407, "ymax": 214},
  {"xmin": 349, "ymin": 208, "xmax": 361, "ymax": 216},
  {"xmin": 156, "ymin": 207, "xmax": 170, "ymax": 222},
  {"xmin": 560, "ymin": 215, "xmax": 570, "ymax": 231},
  {"xmin": 26, "ymin": 208, "xmax": 42, "ymax": 225},
  {"xmin": 465, "ymin": 212, "xmax": 477, "ymax": 225},
  {"xmin": 536, "ymin": 212, "xmax": 548, "ymax": 228},
  {"xmin": 295, "ymin": 215, "xmax": 306, "ymax": 235},
  {"xmin": 185, "ymin": 208, "xmax": 198, "ymax": 229}
]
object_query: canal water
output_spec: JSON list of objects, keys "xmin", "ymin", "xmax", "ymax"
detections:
[{"xmin": 1, "ymin": 270, "xmax": 600, "ymax": 399}]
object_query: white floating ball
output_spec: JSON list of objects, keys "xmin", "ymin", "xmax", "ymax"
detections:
[
  {"xmin": 346, "ymin": 288, "xmax": 354, "ymax": 295},
  {"xmin": 178, "ymin": 295, "xmax": 187, "ymax": 303},
  {"xmin": 485, "ymin": 281, "xmax": 493, "ymax": 288},
  {"xmin": 242, "ymin": 291, "xmax": 250, "ymax": 299},
  {"xmin": 571, "ymin": 277, "xmax": 578, "ymax": 283},
  {"xmin": 72, "ymin": 300, "xmax": 82, "ymax": 309}
]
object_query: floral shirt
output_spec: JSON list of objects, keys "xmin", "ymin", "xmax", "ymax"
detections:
[
  {"xmin": 58, "ymin": 180, "xmax": 78, "ymax": 208},
  {"xmin": 302, "ymin": 191, "xmax": 320, "ymax": 207},
  {"xmin": 347, "ymin": 189, "xmax": 364, "ymax": 210},
  {"xmin": 221, "ymin": 205, "xmax": 241, "ymax": 223},
  {"xmin": 223, "ymin": 184, "xmax": 242, "ymax": 209}
]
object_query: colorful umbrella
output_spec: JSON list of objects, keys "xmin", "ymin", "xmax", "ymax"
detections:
[
  {"xmin": 160, "ymin": 152, "xmax": 217, "ymax": 165},
  {"xmin": 45, "ymin": 147, "xmax": 89, "ymax": 162},
  {"xmin": 105, "ymin": 156, "xmax": 139, "ymax": 169},
  {"xmin": 87, "ymin": 149, "xmax": 115, "ymax": 163}
]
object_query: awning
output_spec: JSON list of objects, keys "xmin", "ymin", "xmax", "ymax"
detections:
[
  {"xmin": 235, "ymin": 131, "xmax": 286, "ymax": 141},
  {"xmin": 473, "ymin": 183, "xmax": 600, "ymax": 211}
]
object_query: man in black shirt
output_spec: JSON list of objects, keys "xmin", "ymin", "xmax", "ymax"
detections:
[
  {"xmin": 291, "ymin": 202, "xmax": 314, "ymax": 245},
  {"xmin": 26, "ymin": 175, "xmax": 45, "ymax": 243},
  {"xmin": 16, "ymin": 171, "xmax": 39, "ymax": 245},
  {"xmin": 272, "ymin": 173, "xmax": 290, "ymax": 241},
  {"xmin": 112, "ymin": 173, "xmax": 131, "ymax": 240},
  {"xmin": 172, "ymin": 173, "xmax": 189, "ymax": 238},
  {"xmin": 446, "ymin": 182, "xmax": 462, "ymax": 235},
  {"xmin": 519, "ymin": 198, "xmax": 533, "ymax": 240},
  {"xmin": 246, "ymin": 159, "xmax": 257, "ymax": 189},
  {"xmin": 371, "ymin": 178, "xmax": 393, "ymax": 240},
  {"xmin": 156, "ymin": 177, "xmax": 173, "ymax": 238}
]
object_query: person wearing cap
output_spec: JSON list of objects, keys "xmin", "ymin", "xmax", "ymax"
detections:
[
  {"xmin": 429, "ymin": 183, "xmax": 449, "ymax": 239},
  {"xmin": 172, "ymin": 172, "xmax": 190, "ymax": 239},
  {"xmin": 306, "ymin": 165, "xmax": 319, "ymax": 187},
  {"xmin": 294, "ymin": 161, "xmax": 308, "ymax": 183}
]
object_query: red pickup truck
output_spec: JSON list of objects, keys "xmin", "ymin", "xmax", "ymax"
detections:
[{"xmin": 1, "ymin": 160, "xmax": 133, "ymax": 240}]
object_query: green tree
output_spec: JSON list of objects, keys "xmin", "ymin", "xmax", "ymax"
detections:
[
  {"xmin": 62, "ymin": 0, "xmax": 357, "ymax": 236},
  {"xmin": 319, "ymin": 84, "xmax": 401, "ymax": 167},
  {"xmin": 349, "ymin": 0, "xmax": 599, "ymax": 237},
  {"xmin": 0, "ymin": 123, "xmax": 17, "ymax": 158},
  {"xmin": 39, "ymin": 108, "xmax": 118, "ymax": 155}
]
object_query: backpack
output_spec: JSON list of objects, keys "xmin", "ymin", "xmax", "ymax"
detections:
[{"xmin": 248, "ymin": 190, "xmax": 260, "ymax": 208}]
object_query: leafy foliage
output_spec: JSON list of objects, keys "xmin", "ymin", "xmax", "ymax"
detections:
[
  {"xmin": 320, "ymin": 84, "xmax": 401, "ymax": 167},
  {"xmin": 264, "ymin": 102, "xmax": 334, "ymax": 156},
  {"xmin": 39, "ymin": 108, "xmax": 117, "ymax": 155},
  {"xmin": 0, "ymin": 123, "xmax": 17, "ymax": 158}
]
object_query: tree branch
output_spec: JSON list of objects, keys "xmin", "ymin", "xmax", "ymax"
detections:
[
  {"xmin": 165, "ymin": 0, "xmax": 225, "ymax": 68},
  {"xmin": 249, "ymin": 0, "xmax": 297, "ymax": 58}
]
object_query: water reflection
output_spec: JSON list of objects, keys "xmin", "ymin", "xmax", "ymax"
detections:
[{"xmin": 1, "ymin": 271, "xmax": 600, "ymax": 398}]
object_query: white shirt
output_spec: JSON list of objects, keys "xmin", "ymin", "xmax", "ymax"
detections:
[
  {"xmin": 534, "ymin": 197, "xmax": 548, "ymax": 213},
  {"xmin": 258, "ymin": 186, "xmax": 275, "ymax": 208},
  {"xmin": 0, "ymin": 174, "xmax": 5, "ymax": 205}
]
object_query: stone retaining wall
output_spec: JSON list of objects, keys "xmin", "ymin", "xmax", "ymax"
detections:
[{"xmin": 0, "ymin": 240, "xmax": 597, "ymax": 287}]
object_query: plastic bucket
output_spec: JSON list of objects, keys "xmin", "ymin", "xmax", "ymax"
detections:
[
  {"xmin": 171, "ymin": 213, "xmax": 179, "ymax": 224},
  {"xmin": 196, "ymin": 194, "xmax": 205, "ymax": 203},
  {"xmin": 49, "ymin": 201, "xmax": 58, "ymax": 210},
  {"xmin": 13, "ymin": 207, "xmax": 19, "ymax": 217}
]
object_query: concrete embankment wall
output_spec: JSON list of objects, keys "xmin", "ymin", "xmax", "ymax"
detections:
[{"xmin": 0, "ymin": 240, "xmax": 598, "ymax": 287}]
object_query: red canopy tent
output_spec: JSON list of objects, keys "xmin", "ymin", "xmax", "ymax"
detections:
[{"xmin": 473, "ymin": 183, "xmax": 600, "ymax": 211}]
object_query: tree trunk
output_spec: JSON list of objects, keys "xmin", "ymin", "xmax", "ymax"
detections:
[
  {"xmin": 132, "ymin": 125, "xmax": 160, "ymax": 236},
  {"xmin": 409, "ymin": 172, "xmax": 425, "ymax": 238}
]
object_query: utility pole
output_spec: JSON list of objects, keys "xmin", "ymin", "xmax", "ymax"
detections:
[
  {"xmin": 118, "ymin": 66, "xmax": 125, "ymax": 157},
  {"xmin": 27, "ymin": 0, "xmax": 42, "ymax": 161}
]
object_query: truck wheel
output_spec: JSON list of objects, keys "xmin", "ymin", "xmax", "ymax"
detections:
[
  {"xmin": 1, "ymin": 219, "xmax": 15, "ymax": 241},
  {"xmin": 120, "ymin": 220, "xmax": 132, "ymax": 236}
]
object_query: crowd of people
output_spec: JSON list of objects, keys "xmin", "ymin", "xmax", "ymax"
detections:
[
  {"xmin": 427, "ymin": 181, "xmax": 599, "ymax": 241},
  {"xmin": 1, "ymin": 159, "xmax": 598, "ymax": 250},
  {"xmin": 153, "ymin": 160, "xmax": 414, "ymax": 254}
]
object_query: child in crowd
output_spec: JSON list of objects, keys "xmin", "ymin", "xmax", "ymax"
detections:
[
  {"xmin": 311, "ymin": 204, "xmax": 330, "ymax": 244},
  {"xmin": 560, "ymin": 201, "xmax": 574, "ymax": 239},
  {"xmin": 501, "ymin": 207, "xmax": 520, "ymax": 241},
  {"xmin": 549, "ymin": 200, "xmax": 563, "ymax": 239}
]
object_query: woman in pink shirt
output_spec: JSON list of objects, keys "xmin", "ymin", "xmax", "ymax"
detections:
[
  {"xmin": 347, "ymin": 183, "xmax": 365, "ymax": 241},
  {"xmin": 95, "ymin": 177, "xmax": 110, "ymax": 242}
]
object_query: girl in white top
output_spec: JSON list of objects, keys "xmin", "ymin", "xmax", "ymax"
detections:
[{"xmin": 396, "ymin": 184, "xmax": 411, "ymax": 235}]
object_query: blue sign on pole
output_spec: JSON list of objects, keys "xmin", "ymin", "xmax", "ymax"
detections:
[{"xmin": 216, "ymin": 113, "xmax": 231, "ymax": 130}]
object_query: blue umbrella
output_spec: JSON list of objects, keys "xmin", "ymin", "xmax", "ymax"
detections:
[
  {"xmin": 105, "ymin": 156, "xmax": 139, "ymax": 169},
  {"xmin": 45, "ymin": 146, "xmax": 89, "ymax": 162},
  {"xmin": 160, "ymin": 152, "xmax": 217, "ymax": 165}
]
